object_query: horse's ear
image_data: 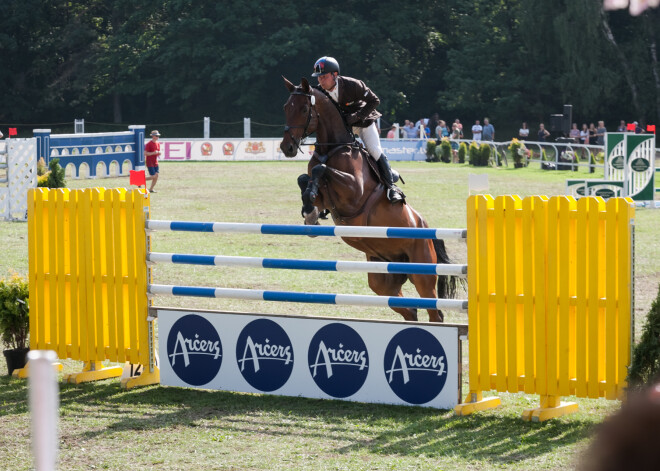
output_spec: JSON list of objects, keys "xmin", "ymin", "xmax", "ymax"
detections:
[
  {"xmin": 282, "ymin": 76, "xmax": 295, "ymax": 93},
  {"xmin": 301, "ymin": 77, "xmax": 310, "ymax": 93}
]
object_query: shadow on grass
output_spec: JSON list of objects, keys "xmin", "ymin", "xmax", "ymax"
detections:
[{"xmin": 0, "ymin": 374, "xmax": 596, "ymax": 465}]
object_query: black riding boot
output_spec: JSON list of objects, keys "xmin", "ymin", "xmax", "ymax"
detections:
[{"xmin": 376, "ymin": 154, "xmax": 404, "ymax": 204}]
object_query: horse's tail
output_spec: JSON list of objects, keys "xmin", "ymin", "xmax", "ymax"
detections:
[{"xmin": 432, "ymin": 238, "xmax": 464, "ymax": 301}]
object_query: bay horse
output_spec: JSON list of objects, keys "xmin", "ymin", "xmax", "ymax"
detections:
[{"xmin": 279, "ymin": 77, "xmax": 460, "ymax": 322}]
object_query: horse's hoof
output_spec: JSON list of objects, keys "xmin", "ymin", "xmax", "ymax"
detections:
[{"xmin": 303, "ymin": 207, "xmax": 320, "ymax": 230}]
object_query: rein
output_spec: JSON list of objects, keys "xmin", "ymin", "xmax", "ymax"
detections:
[
  {"xmin": 283, "ymin": 90, "xmax": 318, "ymax": 155},
  {"xmin": 285, "ymin": 87, "xmax": 357, "ymax": 154}
]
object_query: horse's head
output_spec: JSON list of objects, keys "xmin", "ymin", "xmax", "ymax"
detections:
[{"xmin": 280, "ymin": 76, "xmax": 318, "ymax": 157}]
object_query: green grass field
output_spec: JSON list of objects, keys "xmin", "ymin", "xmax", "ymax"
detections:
[{"xmin": 1, "ymin": 160, "xmax": 658, "ymax": 470}]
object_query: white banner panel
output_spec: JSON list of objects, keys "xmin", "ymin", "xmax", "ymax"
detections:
[
  {"xmin": 161, "ymin": 139, "xmax": 313, "ymax": 161},
  {"xmin": 159, "ymin": 138, "xmax": 433, "ymax": 161},
  {"xmin": 158, "ymin": 309, "xmax": 460, "ymax": 409}
]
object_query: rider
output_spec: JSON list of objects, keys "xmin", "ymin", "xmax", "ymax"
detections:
[{"xmin": 311, "ymin": 56, "xmax": 404, "ymax": 204}]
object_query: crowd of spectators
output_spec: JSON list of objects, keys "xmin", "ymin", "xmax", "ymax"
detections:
[
  {"xmin": 384, "ymin": 115, "xmax": 650, "ymax": 145},
  {"xmin": 388, "ymin": 115, "xmax": 498, "ymax": 143}
]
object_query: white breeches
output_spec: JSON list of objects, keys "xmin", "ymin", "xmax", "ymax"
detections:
[{"xmin": 353, "ymin": 122, "xmax": 383, "ymax": 160}]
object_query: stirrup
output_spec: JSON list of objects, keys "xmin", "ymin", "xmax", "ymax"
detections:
[{"xmin": 387, "ymin": 187, "xmax": 405, "ymax": 204}]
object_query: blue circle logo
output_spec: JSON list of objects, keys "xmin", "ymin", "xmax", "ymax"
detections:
[
  {"xmin": 308, "ymin": 323, "xmax": 369, "ymax": 398},
  {"xmin": 236, "ymin": 319, "xmax": 294, "ymax": 392},
  {"xmin": 383, "ymin": 328, "xmax": 448, "ymax": 404},
  {"xmin": 167, "ymin": 314, "xmax": 222, "ymax": 386}
]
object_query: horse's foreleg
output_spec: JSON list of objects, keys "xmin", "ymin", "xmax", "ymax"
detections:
[
  {"xmin": 367, "ymin": 269, "xmax": 418, "ymax": 322},
  {"xmin": 297, "ymin": 173, "xmax": 310, "ymax": 192},
  {"xmin": 299, "ymin": 165, "xmax": 326, "ymax": 219},
  {"xmin": 304, "ymin": 165, "xmax": 325, "ymax": 206}
]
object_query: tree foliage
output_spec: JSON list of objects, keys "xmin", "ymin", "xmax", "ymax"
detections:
[
  {"xmin": 0, "ymin": 0, "xmax": 658, "ymax": 136},
  {"xmin": 628, "ymin": 284, "xmax": 660, "ymax": 390}
]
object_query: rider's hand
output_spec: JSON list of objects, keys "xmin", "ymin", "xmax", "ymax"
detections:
[{"xmin": 346, "ymin": 114, "xmax": 360, "ymax": 126}]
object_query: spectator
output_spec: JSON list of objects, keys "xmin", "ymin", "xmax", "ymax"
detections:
[
  {"xmin": 450, "ymin": 122, "xmax": 462, "ymax": 158},
  {"xmin": 634, "ymin": 121, "xmax": 645, "ymax": 134},
  {"xmin": 518, "ymin": 122, "xmax": 530, "ymax": 140},
  {"xmin": 482, "ymin": 118, "xmax": 495, "ymax": 141},
  {"xmin": 402, "ymin": 120, "xmax": 418, "ymax": 139},
  {"xmin": 428, "ymin": 113, "xmax": 439, "ymax": 138},
  {"xmin": 580, "ymin": 123, "xmax": 589, "ymax": 144},
  {"xmin": 453, "ymin": 121, "xmax": 463, "ymax": 139},
  {"xmin": 569, "ymin": 123, "xmax": 581, "ymax": 142},
  {"xmin": 454, "ymin": 118, "xmax": 463, "ymax": 132},
  {"xmin": 436, "ymin": 120, "xmax": 450, "ymax": 138},
  {"xmin": 596, "ymin": 120, "xmax": 607, "ymax": 146},
  {"xmin": 471, "ymin": 120, "xmax": 483, "ymax": 141},
  {"xmin": 588, "ymin": 122, "xmax": 597, "ymax": 144},
  {"xmin": 537, "ymin": 123, "xmax": 550, "ymax": 142},
  {"xmin": 386, "ymin": 126, "xmax": 396, "ymax": 139},
  {"xmin": 145, "ymin": 130, "xmax": 161, "ymax": 193},
  {"xmin": 617, "ymin": 120, "xmax": 626, "ymax": 132},
  {"xmin": 578, "ymin": 123, "xmax": 589, "ymax": 160},
  {"xmin": 418, "ymin": 119, "xmax": 430, "ymax": 139},
  {"xmin": 578, "ymin": 382, "xmax": 660, "ymax": 471}
]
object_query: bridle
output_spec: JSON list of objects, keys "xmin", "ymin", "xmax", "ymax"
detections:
[{"xmin": 283, "ymin": 89, "xmax": 318, "ymax": 155}]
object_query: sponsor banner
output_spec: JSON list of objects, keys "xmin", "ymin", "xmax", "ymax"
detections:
[
  {"xmin": 159, "ymin": 310, "xmax": 459, "ymax": 409},
  {"xmin": 380, "ymin": 139, "xmax": 429, "ymax": 161},
  {"xmin": 160, "ymin": 139, "xmax": 312, "ymax": 161},
  {"xmin": 566, "ymin": 179, "xmax": 625, "ymax": 199},
  {"xmin": 159, "ymin": 138, "xmax": 430, "ymax": 161}
]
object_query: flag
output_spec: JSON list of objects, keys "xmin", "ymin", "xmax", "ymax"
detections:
[
  {"xmin": 129, "ymin": 170, "xmax": 146, "ymax": 187},
  {"xmin": 8, "ymin": 128, "xmax": 17, "ymax": 136},
  {"xmin": 626, "ymin": 123, "xmax": 636, "ymax": 131},
  {"xmin": 647, "ymin": 124, "xmax": 656, "ymax": 133}
]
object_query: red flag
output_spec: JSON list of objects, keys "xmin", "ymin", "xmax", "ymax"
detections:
[
  {"xmin": 647, "ymin": 124, "xmax": 656, "ymax": 133},
  {"xmin": 8, "ymin": 128, "xmax": 17, "ymax": 136},
  {"xmin": 626, "ymin": 123, "xmax": 636, "ymax": 131},
  {"xmin": 129, "ymin": 170, "xmax": 146, "ymax": 187}
]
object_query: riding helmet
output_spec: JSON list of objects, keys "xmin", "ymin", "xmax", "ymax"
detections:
[{"xmin": 312, "ymin": 56, "xmax": 340, "ymax": 77}]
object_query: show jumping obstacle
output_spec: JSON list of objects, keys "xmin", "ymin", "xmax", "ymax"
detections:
[
  {"xmin": 17, "ymin": 188, "xmax": 634, "ymax": 422},
  {"xmin": 33, "ymin": 126, "xmax": 146, "ymax": 179}
]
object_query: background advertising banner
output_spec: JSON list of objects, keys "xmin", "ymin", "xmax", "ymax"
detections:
[
  {"xmin": 158, "ymin": 309, "xmax": 460, "ymax": 409},
  {"xmin": 379, "ymin": 139, "xmax": 429, "ymax": 161},
  {"xmin": 161, "ymin": 139, "xmax": 312, "ymax": 161},
  {"xmin": 160, "ymin": 139, "xmax": 430, "ymax": 161}
]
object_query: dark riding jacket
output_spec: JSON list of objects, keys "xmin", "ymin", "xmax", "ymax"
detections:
[{"xmin": 322, "ymin": 76, "xmax": 381, "ymax": 128}]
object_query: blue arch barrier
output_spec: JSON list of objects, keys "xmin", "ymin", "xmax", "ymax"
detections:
[{"xmin": 34, "ymin": 125, "xmax": 145, "ymax": 178}]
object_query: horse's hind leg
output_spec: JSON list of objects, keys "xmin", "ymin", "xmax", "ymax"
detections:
[
  {"xmin": 407, "ymin": 239, "xmax": 444, "ymax": 323},
  {"xmin": 367, "ymin": 269, "xmax": 418, "ymax": 322},
  {"xmin": 409, "ymin": 273, "xmax": 443, "ymax": 323}
]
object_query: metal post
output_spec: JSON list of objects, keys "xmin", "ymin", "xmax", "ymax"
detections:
[
  {"xmin": 393, "ymin": 123, "xmax": 400, "ymax": 140},
  {"xmin": 244, "ymin": 118, "xmax": 251, "ymax": 139},
  {"xmin": 204, "ymin": 117, "xmax": 210, "ymax": 139},
  {"xmin": 28, "ymin": 350, "xmax": 59, "ymax": 471}
]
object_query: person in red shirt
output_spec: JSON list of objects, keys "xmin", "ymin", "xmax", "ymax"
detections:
[{"xmin": 144, "ymin": 130, "xmax": 161, "ymax": 192}]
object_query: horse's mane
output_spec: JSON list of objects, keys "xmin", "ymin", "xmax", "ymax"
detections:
[{"xmin": 306, "ymin": 84, "xmax": 353, "ymax": 143}]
